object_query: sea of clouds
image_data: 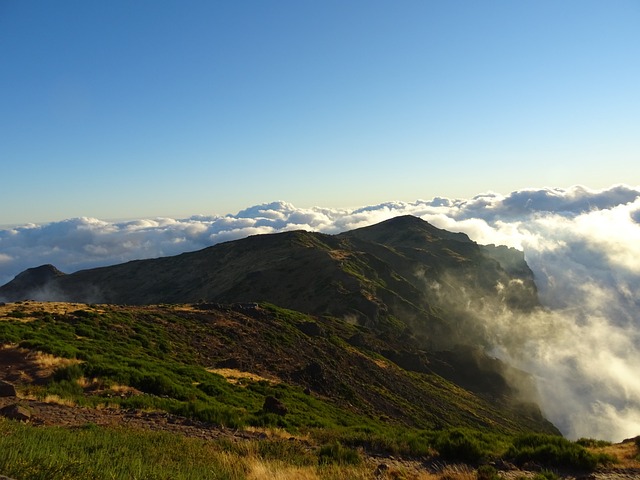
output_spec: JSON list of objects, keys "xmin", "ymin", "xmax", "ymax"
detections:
[{"xmin": 2, "ymin": 184, "xmax": 640, "ymax": 441}]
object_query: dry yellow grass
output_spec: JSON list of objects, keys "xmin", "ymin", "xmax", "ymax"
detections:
[
  {"xmin": 372, "ymin": 357, "xmax": 392, "ymax": 370},
  {"xmin": 31, "ymin": 350, "xmax": 81, "ymax": 371},
  {"xmin": 94, "ymin": 402, "xmax": 122, "ymax": 410},
  {"xmin": 432, "ymin": 465, "xmax": 476, "ymax": 480},
  {"xmin": 328, "ymin": 250, "xmax": 352, "ymax": 261},
  {"xmin": 207, "ymin": 367, "xmax": 281, "ymax": 385},
  {"xmin": 108, "ymin": 383, "xmax": 141, "ymax": 394},
  {"xmin": 76, "ymin": 376, "xmax": 98, "ymax": 388},
  {"xmin": 244, "ymin": 425, "xmax": 311, "ymax": 442},
  {"xmin": 589, "ymin": 439, "xmax": 640, "ymax": 469},
  {"xmin": 247, "ymin": 460, "xmax": 381, "ymax": 480},
  {"xmin": 0, "ymin": 301, "xmax": 106, "ymax": 322},
  {"xmin": 247, "ymin": 461, "xmax": 320, "ymax": 480},
  {"xmin": 364, "ymin": 462, "xmax": 476, "ymax": 480},
  {"xmin": 41, "ymin": 394, "xmax": 77, "ymax": 407}
]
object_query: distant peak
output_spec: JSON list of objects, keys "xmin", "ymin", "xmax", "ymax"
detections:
[
  {"xmin": 12, "ymin": 264, "xmax": 65, "ymax": 285},
  {"xmin": 354, "ymin": 215, "xmax": 435, "ymax": 233},
  {"xmin": 378, "ymin": 215, "xmax": 427, "ymax": 226}
]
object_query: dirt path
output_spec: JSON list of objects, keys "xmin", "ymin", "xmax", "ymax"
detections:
[{"xmin": 0, "ymin": 396, "xmax": 267, "ymax": 443}]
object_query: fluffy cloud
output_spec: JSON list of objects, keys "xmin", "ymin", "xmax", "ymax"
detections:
[{"xmin": 1, "ymin": 184, "xmax": 640, "ymax": 440}]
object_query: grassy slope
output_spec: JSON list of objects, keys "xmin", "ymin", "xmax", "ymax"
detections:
[
  {"xmin": 0, "ymin": 301, "xmax": 556, "ymax": 437},
  {"xmin": 0, "ymin": 302, "xmax": 623, "ymax": 479}
]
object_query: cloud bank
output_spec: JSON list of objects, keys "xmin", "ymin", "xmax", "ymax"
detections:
[{"xmin": 2, "ymin": 184, "xmax": 640, "ymax": 441}]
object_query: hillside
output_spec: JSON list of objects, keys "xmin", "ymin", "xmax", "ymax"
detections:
[
  {"xmin": 2, "ymin": 301, "xmax": 638, "ymax": 480},
  {"xmin": 0, "ymin": 301, "xmax": 554, "ymax": 435},
  {"xmin": 0, "ymin": 216, "xmax": 551, "ymax": 428}
]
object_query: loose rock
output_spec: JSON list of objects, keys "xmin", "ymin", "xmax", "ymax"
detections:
[
  {"xmin": 263, "ymin": 396, "xmax": 288, "ymax": 416},
  {"xmin": 0, "ymin": 403, "xmax": 31, "ymax": 421},
  {"xmin": 0, "ymin": 381, "xmax": 16, "ymax": 398}
]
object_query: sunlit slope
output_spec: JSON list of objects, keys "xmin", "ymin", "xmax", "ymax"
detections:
[{"xmin": 0, "ymin": 301, "xmax": 558, "ymax": 435}]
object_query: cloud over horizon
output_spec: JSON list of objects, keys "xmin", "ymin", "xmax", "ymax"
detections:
[{"xmin": 2, "ymin": 183, "xmax": 640, "ymax": 441}]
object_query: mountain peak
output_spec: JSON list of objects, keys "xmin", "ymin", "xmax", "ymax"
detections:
[
  {"xmin": 341, "ymin": 214, "xmax": 472, "ymax": 245},
  {"xmin": 0, "ymin": 264, "xmax": 66, "ymax": 301},
  {"xmin": 378, "ymin": 214, "xmax": 426, "ymax": 226},
  {"xmin": 13, "ymin": 264, "xmax": 65, "ymax": 285}
]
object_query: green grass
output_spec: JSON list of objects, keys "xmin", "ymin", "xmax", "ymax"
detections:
[
  {"xmin": 0, "ymin": 419, "xmax": 248, "ymax": 480},
  {"xmin": 317, "ymin": 442, "xmax": 362, "ymax": 466},
  {"xmin": 0, "ymin": 418, "xmax": 614, "ymax": 480}
]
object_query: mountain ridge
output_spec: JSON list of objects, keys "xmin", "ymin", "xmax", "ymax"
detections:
[
  {"xmin": 0, "ymin": 215, "xmax": 537, "ymax": 329},
  {"xmin": 0, "ymin": 215, "xmax": 550, "ymax": 432}
]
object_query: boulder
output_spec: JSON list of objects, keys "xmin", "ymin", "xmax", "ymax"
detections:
[
  {"xmin": 262, "ymin": 395, "xmax": 288, "ymax": 416},
  {"xmin": 0, "ymin": 381, "xmax": 17, "ymax": 397},
  {"xmin": 297, "ymin": 321, "xmax": 324, "ymax": 337},
  {"xmin": 0, "ymin": 403, "xmax": 31, "ymax": 422}
]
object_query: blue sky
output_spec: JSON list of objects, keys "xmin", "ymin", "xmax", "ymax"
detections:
[{"xmin": 1, "ymin": 0, "xmax": 639, "ymax": 224}]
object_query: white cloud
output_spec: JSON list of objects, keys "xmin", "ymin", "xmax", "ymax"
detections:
[{"xmin": 1, "ymin": 183, "xmax": 640, "ymax": 440}]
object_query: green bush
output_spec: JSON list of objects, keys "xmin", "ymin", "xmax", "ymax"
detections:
[
  {"xmin": 507, "ymin": 434, "xmax": 611, "ymax": 471},
  {"xmin": 47, "ymin": 379, "xmax": 84, "ymax": 398},
  {"xmin": 53, "ymin": 363, "xmax": 84, "ymax": 382},
  {"xmin": 532, "ymin": 470, "xmax": 560, "ymax": 480},
  {"xmin": 434, "ymin": 429, "xmax": 490, "ymax": 464},
  {"xmin": 476, "ymin": 464, "xmax": 499, "ymax": 480},
  {"xmin": 575, "ymin": 437, "xmax": 611, "ymax": 448},
  {"xmin": 174, "ymin": 401, "xmax": 244, "ymax": 429},
  {"xmin": 318, "ymin": 442, "xmax": 362, "ymax": 465}
]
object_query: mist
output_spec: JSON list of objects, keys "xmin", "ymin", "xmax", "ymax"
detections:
[{"xmin": 1, "ymin": 184, "xmax": 640, "ymax": 441}]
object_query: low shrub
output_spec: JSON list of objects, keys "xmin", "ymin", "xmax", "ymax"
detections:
[
  {"xmin": 53, "ymin": 363, "xmax": 84, "ymax": 382},
  {"xmin": 532, "ymin": 470, "xmax": 560, "ymax": 480},
  {"xmin": 476, "ymin": 464, "xmax": 499, "ymax": 480},
  {"xmin": 47, "ymin": 379, "xmax": 84, "ymax": 398},
  {"xmin": 174, "ymin": 401, "xmax": 245, "ymax": 429},
  {"xmin": 507, "ymin": 434, "xmax": 612, "ymax": 471},
  {"xmin": 318, "ymin": 442, "xmax": 362, "ymax": 465},
  {"xmin": 575, "ymin": 437, "xmax": 611, "ymax": 448},
  {"xmin": 433, "ymin": 429, "xmax": 497, "ymax": 464}
]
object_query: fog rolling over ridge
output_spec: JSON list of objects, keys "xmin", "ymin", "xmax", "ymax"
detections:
[{"xmin": 2, "ymin": 184, "xmax": 640, "ymax": 441}]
